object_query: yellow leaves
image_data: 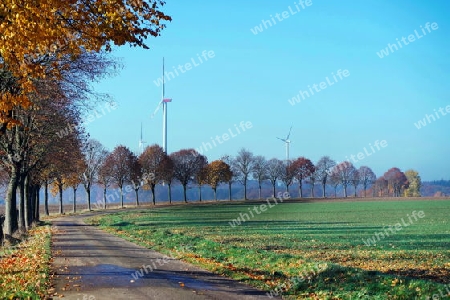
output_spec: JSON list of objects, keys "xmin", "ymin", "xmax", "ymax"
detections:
[
  {"xmin": 0, "ymin": 226, "xmax": 52, "ymax": 299},
  {"xmin": 0, "ymin": 0, "xmax": 171, "ymax": 122}
]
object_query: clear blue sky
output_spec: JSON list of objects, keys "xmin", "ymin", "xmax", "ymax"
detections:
[{"xmin": 86, "ymin": 0, "xmax": 450, "ymax": 181}]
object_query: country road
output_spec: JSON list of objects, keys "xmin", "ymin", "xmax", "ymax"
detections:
[{"xmin": 51, "ymin": 214, "xmax": 278, "ymax": 300}]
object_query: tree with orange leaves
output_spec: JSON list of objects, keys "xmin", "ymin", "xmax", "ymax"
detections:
[
  {"xmin": 0, "ymin": 0, "xmax": 171, "ymax": 124},
  {"xmin": 205, "ymin": 160, "xmax": 232, "ymax": 201}
]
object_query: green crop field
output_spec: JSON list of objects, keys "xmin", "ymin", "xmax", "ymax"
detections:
[{"xmin": 86, "ymin": 199, "xmax": 450, "ymax": 299}]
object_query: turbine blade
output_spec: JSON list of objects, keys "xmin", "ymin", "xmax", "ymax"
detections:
[
  {"xmin": 151, "ymin": 101, "xmax": 163, "ymax": 118},
  {"xmin": 286, "ymin": 126, "xmax": 292, "ymax": 140}
]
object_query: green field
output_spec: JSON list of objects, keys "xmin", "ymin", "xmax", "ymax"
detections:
[{"xmin": 87, "ymin": 199, "xmax": 450, "ymax": 299}]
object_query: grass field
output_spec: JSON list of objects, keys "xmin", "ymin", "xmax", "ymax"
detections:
[{"xmin": 85, "ymin": 198, "xmax": 448, "ymax": 299}]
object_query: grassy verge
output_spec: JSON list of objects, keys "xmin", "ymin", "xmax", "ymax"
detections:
[
  {"xmin": 86, "ymin": 199, "xmax": 450, "ymax": 299},
  {"xmin": 0, "ymin": 225, "xmax": 53, "ymax": 299}
]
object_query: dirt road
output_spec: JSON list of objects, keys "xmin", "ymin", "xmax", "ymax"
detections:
[{"xmin": 51, "ymin": 214, "xmax": 277, "ymax": 300}]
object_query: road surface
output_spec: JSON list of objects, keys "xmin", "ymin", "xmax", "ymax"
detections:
[{"xmin": 51, "ymin": 214, "xmax": 278, "ymax": 300}]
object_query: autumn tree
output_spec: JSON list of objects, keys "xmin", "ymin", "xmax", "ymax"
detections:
[
  {"xmin": 316, "ymin": 156, "xmax": 336, "ymax": 198},
  {"xmin": 221, "ymin": 155, "xmax": 237, "ymax": 201},
  {"xmin": 63, "ymin": 153, "xmax": 85, "ymax": 213},
  {"xmin": 97, "ymin": 151, "xmax": 113, "ymax": 209},
  {"xmin": 358, "ymin": 166, "xmax": 376, "ymax": 197},
  {"xmin": 374, "ymin": 177, "xmax": 388, "ymax": 197},
  {"xmin": 349, "ymin": 168, "xmax": 360, "ymax": 197},
  {"xmin": 252, "ymin": 155, "xmax": 268, "ymax": 199},
  {"xmin": 331, "ymin": 161, "xmax": 356, "ymax": 198},
  {"xmin": 159, "ymin": 155, "xmax": 175, "ymax": 204},
  {"xmin": 329, "ymin": 170, "xmax": 341, "ymax": 198},
  {"xmin": 0, "ymin": 31, "xmax": 122, "ymax": 236},
  {"xmin": 384, "ymin": 168, "xmax": 409, "ymax": 197},
  {"xmin": 279, "ymin": 160, "xmax": 296, "ymax": 195},
  {"xmin": 129, "ymin": 153, "xmax": 142, "ymax": 206},
  {"xmin": 106, "ymin": 145, "xmax": 134, "ymax": 208},
  {"xmin": 81, "ymin": 139, "xmax": 108, "ymax": 210},
  {"xmin": 0, "ymin": 0, "xmax": 171, "ymax": 125},
  {"xmin": 233, "ymin": 148, "xmax": 254, "ymax": 200},
  {"xmin": 170, "ymin": 149, "xmax": 206, "ymax": 203},
  {"xmin": 308, "ymin": 169, "xmax": 318, "ymax": 198},
  {"xmin": 195, "ymin": 165, "xmax": 208, "ymax": 201},
  {"xmin": 205, "ymin": 160, "xmax": 232, "ymax": 200},
  {"xmin": 139, "ymin": 144, "xmax": 167, "ymax": 205},
  {"xmin": 404, "ymin": 169, "xmax": 421, "ymax": 197},
  {"xmin": 266, "ymin": 158, "xmax": 284, "ymax": 197},
  {"xmin": 291, "ymin": 157, "xmax": 315, "ymax": 198}
]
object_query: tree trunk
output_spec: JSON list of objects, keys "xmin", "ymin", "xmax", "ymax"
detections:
[
  {"xmin": 73, "ymin": 187, "xmax": 77, "ymax": 213},
  {"xmin": 310, "ymin": 183, "xmax": 314, "ymax": 198},
  {"xmin": 243, "ymin": 179, "xmax": 247, "ymax": 200},
  {"xmin": 18, "ymin": 176, "xmax": 26, "ymax": 232},
  {"xmin": 228, "ymin": 182, "xmax": 232, "ymax": 201},
  {"xmin": 151, "ymin": 184, "xmax": 156, "ymax": 205},
  {"xmin": 44, "ymin": 181, "xmax": 49, "ymax": 216},
  {"xmin": 334, "ymin": 185, "xmax": 338, "ymax": 198},
  {"xmin": 322, "ymin": 182, "xmax": 326, "ymax": 198},
  {"xmin": 298, "ymin": 181, "xmax": 303, "ymax": 198},
  {"xmin": 343, "ymin": 184, "xmax": 348, "ymax": 198},
  {"xmin": 85, "ymin": 185, "xmax": 91, "ymax": 211},
  {"xmin": 168, "ymin": 183, "xmax": 172, "ymax": 204},
  {"xmin": 120, "ymin": 187, "xmax": 124, "ymax": 208},
  {"xmin": 258, "ymin": 184, "xmax": 262, "ymax": 199},
  {"xmin": 135, "ymin": 189, "xmax": 139, "ymax": 206},
  {"xmin": 214, "ymin": 188, "xmax": 217, "ymax": 201},
  {"xmin": 198, "ymin": 185, "xmax": 202, "ymax": 202},
  {"xmin": 34, "ymin": 185, "xmax": 40, "ymax": 223},
  {"xmin": 354, "ymin": 185, "xmax": 357, "ymax": 197},
  {"xmin": 183, "ymin": 184, "xmax": 187, "ymax": 203},
  {"xmin": 4, "ymin": 167, "xmax": 19, "ymax": 236},
  {"xmin": 59, "ymin": 183, "xmax": 63, "ymax": 214},
  {"xmin": 272, "ymin": 183, "xmax": 276, "ymax": 198},
  {"xmin": 24, "ymin": 176, "xmax": 32, "ymax": 228},
  {"xmin": 103, "ymin": 187, "xmax": 107, "ymax": 209}
]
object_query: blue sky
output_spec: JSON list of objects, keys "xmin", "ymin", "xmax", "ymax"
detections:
[{"xmin": 86, "ymin": 0, "xmax": 450, "ymax": 181}]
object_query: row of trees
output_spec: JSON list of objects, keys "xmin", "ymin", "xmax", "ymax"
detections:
[
  {"xmin": 0, "ymin": 0, "xmax": 171, "ymax": 238},
  {"xmin": 43, "ymin": 144, "xmax": 420, "ymax": 215}
]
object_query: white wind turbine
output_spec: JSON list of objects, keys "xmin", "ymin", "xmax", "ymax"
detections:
[
  {"xmin": 277, "ymin": 126, "xmax": 292, "ymax": 163},
  {"xmin": 151, "ymin": 58, "xmax": 172, "ymax": 153},
  {"xmin": 138, "ymin": 122, "xmax": 146, "ymax": 155}
]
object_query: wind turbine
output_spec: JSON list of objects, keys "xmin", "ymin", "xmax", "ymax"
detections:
[
  {"xmin": 277, "ymin": 126, "xmax": 292, "ymax": 162},
  {"xmin": 138, "ymin": 122, "xmax": 146, "ymax": 155},
  {"xmin": 151, "ymin": 58, "xmax": 172, "ymax": 153}
]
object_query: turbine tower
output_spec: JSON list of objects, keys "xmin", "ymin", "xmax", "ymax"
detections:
[
  {"xmin": 151, "ymin": 58, "xmax": 172, "ymax": 153},
  {"xmin": 138, "ymin": 122, "xmax": 146, "ymax": 155},
  {"xmin": 277, "ymin": 126, "xmax": 292, "ymax": 163}
]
